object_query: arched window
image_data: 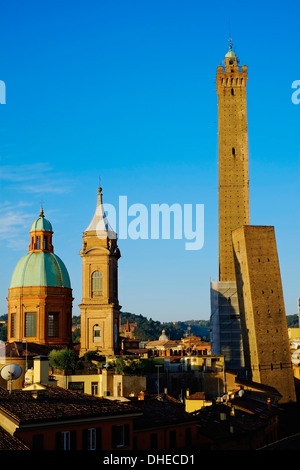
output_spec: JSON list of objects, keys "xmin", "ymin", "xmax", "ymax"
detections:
[{"xmin": 91, "ymin": 271, "xmax": 103, "ymax": 297}]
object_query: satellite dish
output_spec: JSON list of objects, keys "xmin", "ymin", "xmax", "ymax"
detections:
[
  {"xmin": 1, "ymin": 363, "xmax": 22, "ymax": 394},
  {"xmin": 1, "ymin": 363, "xmax": 22, "ymax": 381}
]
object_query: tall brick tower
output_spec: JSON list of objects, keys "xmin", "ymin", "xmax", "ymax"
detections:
[
  {"xmin": 210, "ymin": 41, "xmax": 249, "ymax": 369},
  {"xmin": 232, "ymin": 226, "xmax": 296, "ymax": 403},
  {"xmin": 217, "ymin": 41, "xmax": 249, "ymax": 282},
  {"xmin": 79, "ymin": 187, "xmax": 121, "ymax": 356}
]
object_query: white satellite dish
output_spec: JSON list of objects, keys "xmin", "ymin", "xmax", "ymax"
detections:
[{"xmin": 1, "ymin": 363, "xmax": 22, "ymax": 394}]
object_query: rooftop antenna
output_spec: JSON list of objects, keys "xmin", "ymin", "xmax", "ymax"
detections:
[{"xmin": 228, "ymin": 21, "xmax": 232, "ymax": 50}]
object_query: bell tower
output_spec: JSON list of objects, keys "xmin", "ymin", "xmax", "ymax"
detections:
[
  {"xmin": 210, "ymin": 41, "xmax": 249, "ymax": 369},
  {"xmin": 79, "ymin": 187, "xmax": 121, "ymax": 356},
  {"xmin": 216, "ymin": 40, "xmax": 249, "ymax": 281}
]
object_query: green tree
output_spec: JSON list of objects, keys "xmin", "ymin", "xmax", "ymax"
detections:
[
  {"xmin": 113, "ymin": 357, "xmax": 145, "ymax": 376},
  {"xmin": 0, "ymin": 324, "xmax": 7, "ymax": 342},
  {"xmin": 82, "ymin": 350, "xmax": 105, "ymax": 363},
  {"xmin": 49, "ymin": 348, "xmax": 78, "ymax": 371},
  {"xmin": 48, "ymin": 349, "xmax": 61, "ymax": 369}
]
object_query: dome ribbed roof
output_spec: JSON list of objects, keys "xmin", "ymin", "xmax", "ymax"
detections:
[
  {"xmin": 10, "ymin": 252, "xmax": 71, "ymax": 289},
  {"xmin": 30, "ymin": 216, "xmax": 52, "ymax": 232}
]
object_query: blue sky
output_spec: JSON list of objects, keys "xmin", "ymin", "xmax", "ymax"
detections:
[{"xmin": 0, "ymin": 0, "xmax": 299, "ymax": 322}]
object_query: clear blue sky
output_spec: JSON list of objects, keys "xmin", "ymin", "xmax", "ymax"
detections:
[{"xmin": 0, "ymin": 0, "xmax": 299, "ymax": 322}]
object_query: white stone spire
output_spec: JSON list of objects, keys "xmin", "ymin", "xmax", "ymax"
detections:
[{"xmin": 85, "ymin": 187, "xmax": 116, "ymax": 239}]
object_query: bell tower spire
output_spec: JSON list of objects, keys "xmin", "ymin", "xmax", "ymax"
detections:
[{"xmin": 79, "ymin": 186, "xmax": 121, "ymax": 356}]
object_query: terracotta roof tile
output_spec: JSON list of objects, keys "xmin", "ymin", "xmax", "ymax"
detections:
[
  {"xmin": 187, "ymin": 392, "xmax": 206, "ymax": 400},
  {"xmin": 0, "ymin": 426, "xmax": 29, "ymax": 450},
  {"xmin": 128, "ymin": 394, "xmax": 197, "ymax": 430},
  {"xmin": 0, "ymin": 385, "xmax": 141, "ymax": 425}
]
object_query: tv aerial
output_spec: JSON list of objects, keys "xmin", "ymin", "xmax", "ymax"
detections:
[{"xmin": 0, "ymin": 363, "xmax": 22, "ymax": 394}]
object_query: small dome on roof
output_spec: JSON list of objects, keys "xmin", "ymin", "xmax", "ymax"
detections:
[
  {"xmin": 159, "ymin": 330, "xmax": 169, "ymax": 342},
  {"xmin": 30, "ymin": 209, "xmax": 52, "ymax": 232},
  {"xmin": 225, "ymin": 50, "xmax": 236, "ymax": 58}
]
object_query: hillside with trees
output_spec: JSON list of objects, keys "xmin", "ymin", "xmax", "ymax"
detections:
[
  {"xmin": 119, "ymin": 311, "xmax": 210, "ymax": 341},
  {"xmin": 1, "ymin": 313, "xmax": 299, "ymax": 344}
]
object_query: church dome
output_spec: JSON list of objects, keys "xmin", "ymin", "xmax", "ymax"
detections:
[
  {"xmin": 30, "ymin": 209, "xmax": 52, "ymax": 232},
  {"xmin": 159, "ymin": 330, "xmax": 169, "ymax": 342},
  {"xmin": 10, "ymin": 251, "xmax": 71, "ymax": 289}
]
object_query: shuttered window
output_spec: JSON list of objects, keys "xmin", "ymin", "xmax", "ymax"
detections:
[
  {"xmin": 91, "ymin": 271, "xmax": 103, "ymax": 297},
  {"xmin": 112, "ymin": 424, "xmax": 130, "ymax": 448},
  {"xmin": 25, "ymin": 312, "xmax": 37, "ymax": 337}
]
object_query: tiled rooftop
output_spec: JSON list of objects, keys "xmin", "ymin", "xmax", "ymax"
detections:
[
  {"xmin": 0, "ymin": 426, "xmax": 29, "ymax": 450},
  {"xmin": 187, "ymin": 392, "xmax": 206, "ymax": 400},
  {"xmin": 195, "ymin": 401, "xmax": 276, "ymax": 441},
  {"xmin": 0, "ymin": 341, "xmax": 65, "ymax": 358},
  {"xmin": 0, "ymin": 385, "xmax": 141, "ymax": 425},
  {"xmin": 128, "ymin": 394, "xmax": 197, "ymax": 430}
]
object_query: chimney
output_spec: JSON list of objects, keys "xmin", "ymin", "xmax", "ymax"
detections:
[{"xmin": 33, "ymin": 355, "xmax": 50, "ymax": 384}]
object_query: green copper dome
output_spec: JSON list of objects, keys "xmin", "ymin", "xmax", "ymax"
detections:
[
  {"xmin": 30, "ymin": 209, "xmax": 52, "ymax": 232},
  {"xmin": 225, "ymin": 50, "xmax": 236, "ymax": 58},
  {"xmin": 10, "ymin": 251, "xmax": 71, "ymax": 289}
]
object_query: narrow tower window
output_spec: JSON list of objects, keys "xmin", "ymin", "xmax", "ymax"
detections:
[
  {"xmin": 93, "ymin": 324, "xmax": 101, "ymax": 343},
  {"xmin": 232, "ymin": 147, "xmax": 236, "ymax": 156},
  {"xmin": 48, "ymin": 312, "xmax": 59, "ymax": 337},
  {"xmin": 91, "ymin": 271, "xmax": 103, "ymax": 297},
  {"xmin": 231, "ymin": 88, "xmax": 234, "ymax": 96},
  {"xmin": 43, "ymin": 236, "xmax": 48, "ymax": 250},
  {"xmin": 11, "ymin": 313, "xmax": 16, "ymax": 337},
  {"xmin": 25, "ymin": 312, "xmax": 37, "ymax": 337}
]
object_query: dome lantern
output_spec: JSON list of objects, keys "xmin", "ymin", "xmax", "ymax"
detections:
[{"xmin": 29, "ymin": 209, "xmax": 54, "ymax": 253}]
